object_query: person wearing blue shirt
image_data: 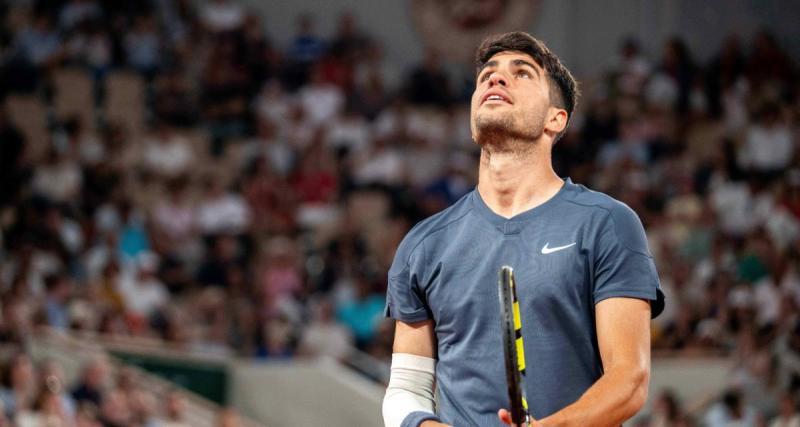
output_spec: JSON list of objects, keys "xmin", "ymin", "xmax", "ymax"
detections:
[{"xmin": 382, "ymin": 32, "xmax": 664, "ymax": 427}]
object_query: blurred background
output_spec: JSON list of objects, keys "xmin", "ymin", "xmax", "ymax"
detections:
[{"xmin": 0, "ymin": 0, "xmax": 799, "ymax": 426}]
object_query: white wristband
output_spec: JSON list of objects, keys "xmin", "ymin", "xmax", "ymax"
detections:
[{"xmin": 382, "ymin": 353, "xmax": 437, "ymax": 427}]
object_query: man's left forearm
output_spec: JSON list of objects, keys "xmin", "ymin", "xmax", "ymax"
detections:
[{"xmin": 537, "ymin": 364, "xmax": 649, "ymax": 427}]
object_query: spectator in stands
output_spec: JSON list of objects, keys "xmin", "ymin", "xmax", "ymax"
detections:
[
  {"xmin": 737, "ymin": 102, "xmax": 794, "ymax": 177},
  {"xmin": 31, "ymin": 148, "xmax": 82, "ymax": 205},
  {"xmin": 287, "ymin": 13, "xmax": 326, "ymax": 65},
  {"xmin": 253, "ymin": 80, "xmax": 292, "ymax": 129},
  {"xmin": 255, "ymin": 314, "xmax": 295, "ymax": 359},
  {"xmin": 16, "ymin": 388, "xmax": 73, "ymax": 427},
  {"xmin": 242, "ymin": 155, "xmax": 296, "ymax": 233},
  {"xmin": 405, "ymin": 48, "xmax": 452, "ymax": 106},
  {"xmin": 256, "ymin": 236, "xmax": 303, "ymax": 317},
  {"xmin": 240, "ymin": 15, "xmax": 277, "ymax": 89},
  {"xmin": 58, "ymin": 0, "xmax": 101, "ymax": 32},
  {"xmin": 289, "ymin": 141, "xmax": 339, "ymax": 207},
  {"xmin": 298, "ymin": 296, "xmax": 354, "ymax": 361},
  {"xmin": 351, "ymin": 43, "xmax": 394, "ymax": 120},
  {"xmin": 13, "ymin": 13, "xmax": 62, "ymax": 70},
  {"xmin": 614, "ymin": 37, "xmax": 652, "ymax": 97},
  {"xmin": 0, "ymin": 106, "xmax": 26, "ymax": 208},
  {"xmin": 195, "ymin": 234, "xmax": 241, "ymax": 289},
  {"xmin": 0, "ymin": 352, "xmax": 37, "ymax": 418},
  {"xmin": 649, "ymin": 389, "xmax": 688, "ymax": 427},
  {"xmin": 330, "ymin": 12, "xmax": 369, "ymax": 62},
  {"xmin": 195, "ymin": 179, "xmax": 251, "ymax": 236},
  {"xmin": 200, "ymin": 37, "xmax": 251, "ymax": 154},
  {"xmin": 646, "ymin": 37, "xmax": 695, "ymax": 113},
  {"xmin": 150, "ymin": 178, "xmax": 197, "ymax": 254},
  {"xmin": 335, "ymin": 271, "xmax": 385, "ymax": 349},
  {"xmin": 351, "ymin": 132, "xmax": 404, "ymax": 188},
  {"xmin": 746, "ymin": 30, "xmax": 794, "ymax": 91},
  {"xmin": 99, "ymin": 387, "xmax": 133, "ymax": 427},
  {"xmin": 769, "ymin": 393, "xmax": 800, "ymax": 427},
  {"xmin": 74, "ymin": 405, "xmax": 101, "ymax": 427},
  {"xmin": 243, "ymin": 118, "xmax": 294, "ymax": 177},
  {"xmin": 298, "ymin": 65, "xmax": 345, "ymax": 127},
  {"xmin": 118, "ymin": 252, "xmax": 169, "ymax": 331},
  {"xmin": 116, "ymin": 200, "xmax": 151, "ymax": 262},
  {"xmin": 140, "ymin": 123, "xmax": 195, "ymax": 179},
  {"xmin": 156, "ymin": 390, "xmax": 188, "ymax": 427},
  {"xmin": 705, "ymin": 35, "xmax": 746, "ymax": 120},
  {"xmin": 125, "ymin": 14, "xmax": 161, "ymax": 81},
  {"xmin": 216, "ymin": 407, "xmax": 241, "ymax": 427},
  {"xmin": 0, "ymin": 298, "xmax": 33, "ymax": 345},
  {"xmin": 37, "ymin": 359, "xmax": 76, "ymax": 420},
  {"xmin": 71, "ymin": 357, "xmax": 109, "ymax": 407},
  {"xmin": 43, "ymin": 273, "xmax": 71, "ymax": 331},
  {"xmin": 704, "ymin": 388, "xmax": 760, "ymax": 427},
  {"xmin": 153, "ymin": 67, "xmax": 198, "ymax": 127},
  {"xmin": 315, "ymin": 14, "xmax": 364, "ymax": 92},
  {"xmin": 775, "ymin": 320, "xmax": 800, "ymax": 393},
  {"xmin": 70, "ymin": 20, "xmax": 112, "ymax": 107},
  {"xmin": 326, "ymin": 103, "xmax": 371, "ymax": 153},
  {"xmin": 281, "ymin": 13, "xmax": 325, "ymax": 90}
]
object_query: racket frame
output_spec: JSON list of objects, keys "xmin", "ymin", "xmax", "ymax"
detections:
[{"xmin": 498, "ymin": 265, "xmax": 529, "ymax": 425}]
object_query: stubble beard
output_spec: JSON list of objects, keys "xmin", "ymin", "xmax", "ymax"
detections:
[{"xmin": 473, "ymin": 111, "xmax": 545, "ymax": 155}]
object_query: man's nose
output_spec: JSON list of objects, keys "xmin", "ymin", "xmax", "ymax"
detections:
[{"xmin": 489, "ymin": 72, "xmax": 507, "ymax": 86}]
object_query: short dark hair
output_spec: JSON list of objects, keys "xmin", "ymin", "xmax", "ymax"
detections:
[{"xmin": 476, "ymin": 32, "xmax": 579, "ymax": 134}]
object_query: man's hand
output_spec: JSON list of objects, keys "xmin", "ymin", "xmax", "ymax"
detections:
[
  {"xmin": 420, "ymin": 422, "xmax": 450, "ymax": 427},
  {"xmin": 498, "ymin": 408, "xmax": 543, "ymax": 427}
]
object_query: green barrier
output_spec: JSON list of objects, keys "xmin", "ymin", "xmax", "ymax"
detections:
[{"xmin": 110, "ymin": 350, "xmax": 228, "ymax": 405}]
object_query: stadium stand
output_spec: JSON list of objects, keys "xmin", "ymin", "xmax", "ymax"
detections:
[{"xmin": 0, "ymin": 0, "xmax": 798, "ymax": 426}]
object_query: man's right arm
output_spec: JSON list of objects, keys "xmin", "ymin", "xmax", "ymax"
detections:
[
  {"xmin": 384, "ymin": 319, "xmax": 449, "ymax": 427},
  {"xmin": 392, "ymin": 319, "xmax": 436, "ymax": 356}
]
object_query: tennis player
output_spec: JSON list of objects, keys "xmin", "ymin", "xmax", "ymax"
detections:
[{"xmin": 382, "ymin": 32, "xmax": 665, "ymax": 427}]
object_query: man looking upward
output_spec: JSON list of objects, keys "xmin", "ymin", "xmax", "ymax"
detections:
[{"xmin": 382, "ymin": 32, "xmax": 664, "ymax": 427}]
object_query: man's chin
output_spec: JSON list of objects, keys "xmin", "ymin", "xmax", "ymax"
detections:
[{"xmin": 474, "ymin": 120, "xmax": 542, "ymax": 151}]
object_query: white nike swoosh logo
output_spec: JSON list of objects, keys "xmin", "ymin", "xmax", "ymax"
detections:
[{"xmin": 541, "ymin": 242, "xmax": 576, "ymax": 254}]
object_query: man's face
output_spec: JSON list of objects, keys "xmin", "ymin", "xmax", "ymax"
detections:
[{"xmin": 470, "ymin": 50, "xmax": 552, "ymax": 146}]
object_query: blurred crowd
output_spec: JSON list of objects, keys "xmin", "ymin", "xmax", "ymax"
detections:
[
  {"xmin": 0, "ymin": 0, "xmax": 799, "ymax": 426},
  {"xmin": 0, "ymin": 351, "xmax": 241, "ymax": 426},
  {"xmin": 596, "ymin": 34, "xmax": 800, "ymax": 427}
]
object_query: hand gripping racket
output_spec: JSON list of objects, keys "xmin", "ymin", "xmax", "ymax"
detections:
[{"xmin": 498, "ymin": 266, "xmax": 530, "ymax": 426}]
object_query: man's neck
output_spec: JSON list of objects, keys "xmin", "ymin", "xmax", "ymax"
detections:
[{"xmin": 476, "ymin": 140, "xmax": 563, "ymax": 218}]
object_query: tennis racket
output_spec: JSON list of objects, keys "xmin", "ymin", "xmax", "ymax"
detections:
[{"xmin": 498, "ymin": 265, "xmax": 530, "ymax": 426}]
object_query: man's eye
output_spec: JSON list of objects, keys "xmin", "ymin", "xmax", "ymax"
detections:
[
  {"xmin": 517, "ymin": 70, "xmax": 531, "ymax": 79},
  {"xmin": 479, "ymin": 72, "xmax": 491, "ymax": 82}
]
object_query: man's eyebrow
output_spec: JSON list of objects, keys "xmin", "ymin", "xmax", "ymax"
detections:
[
  {"xmin": 477, "ymin": 59, "xmax": 541, "ymax": 76},
  {"xmin": 512, "ymin": 59, "xmax": 540, "ymax": 76},
  {"xmin": 478, "ymin": 60, "xmax": 498, "ymax": 74}
]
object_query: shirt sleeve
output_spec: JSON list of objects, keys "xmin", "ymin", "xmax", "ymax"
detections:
[
  {"xmin": 385, "ymin": 237, "xmax": 433, "ymax": 323},
  {"xmin": 593, "ymin": 202, "xmax": 665, "ymax": 318},
  {"xmin": 401, "ymin": 411, "xmax": 442, "ymax": 427}
]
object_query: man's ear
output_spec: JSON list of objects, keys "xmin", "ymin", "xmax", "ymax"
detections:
[{"xmin": 545, "ymin": 108, "xmax": 568, "ymax": 135}]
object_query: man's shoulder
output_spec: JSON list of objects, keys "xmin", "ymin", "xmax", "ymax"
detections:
[
  {"xmin": 562, "ymin": 181, "xmax": 641, "ymax": 225},
  {"xmin": 563, "ymin": 181, "xmax": 650, "ymax": 254},
  {"xmin": 394, "ymin": 191, "xmax": 475, "ymax": 264}
]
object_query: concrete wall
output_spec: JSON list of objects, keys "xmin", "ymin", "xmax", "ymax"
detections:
[{"xmin": 231, "ymin": 357, "xmax": 385, "ymax": 427}]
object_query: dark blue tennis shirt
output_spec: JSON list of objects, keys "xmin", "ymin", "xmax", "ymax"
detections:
[{"xmin": 385, "ymin": 178, "xmax": 664, "ymax": 427}]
